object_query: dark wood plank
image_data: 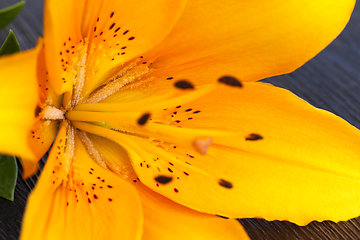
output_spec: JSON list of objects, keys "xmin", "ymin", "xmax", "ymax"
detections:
[{"xmin": 0, "ymin": 0, "xmax": 360, "ymax": 239}]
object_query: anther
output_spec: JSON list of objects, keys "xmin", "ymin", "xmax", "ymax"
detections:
[
  {"xmin": 218, "ymin": 179, "xmax": 233, "ymax": 189},
  {"xmin": 245, "ymin": 133, "xmax": 263, "ymax": 141},
  {"xmin": 138, "ymin": 113, "xmax": 151, "ymax": 125},
  {"xmin": 218, "ymin": 76, "xmax": 242, "ymax": 87},
  {"xmin": 155, "ymin": 176, "xmax": 173, "ymax": 184},
  {"xmin": 174, "ymin": 80, "xmax": 194, "ymax": 90}
]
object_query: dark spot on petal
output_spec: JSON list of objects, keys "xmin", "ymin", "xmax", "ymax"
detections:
[
  {"xmin": 110, "ymin": 12, "xmax": 114, "ymax": 18},
  {"xmin": 245, "ymin": 133, "xmax": 263, "ymax": 141},
  {"xmin": 115, "ymin": 27, "xmax": 121, "ymax": 33},
  {"xmin": 128, "ymin": 36, "xmax": 135, "ymax": 40},
  {"xmin": 138, "ymin": 113, "xmax": 150, "ymax": 125},
  {"xmin": 174, "ymin": 80, "xmax": 194, "ymax": 90},
  {"xmin": 185, "ymin": 108, "xmax": 192, "ymax": 112},
  {"xmin": 88, "ymin": 198, "xmax": 91, "ymax": 203},
  {"xmin": 174, "ymin": 188, "xmax": 179, "ymax": 193},
  {"xmin": 218, "ymin": 76, "xmax": 242, "ymax": 87},
  {"xmin": 176, "ymin": 105, "xmax": 181, "ymax": 108},
  {"xmin": 168, "ymin": 167, "xmax": 173, "ymax": 173},
  {"xmin": 167, "ymin": 77, "xmax": 173, "ymax": 80},
  {"xmin": 183, "ymin": 171, "xmax": 189, "ymax": 176},
  {"xmin": 155, "ymin": 176, "xmax": 173, "ymax": 184},
  {"xmin": 193, "ymin": 110, "xmax": 201, "ymax": 114},
  {"xmin": 109, "ymin": 23, "xmax": 115, "ymax": 30},
  {"xmin": 123, "ymin": 30, "xmax": 129, "ymax": 35},
  {"xmin": 108, "ymin": 198, "xmax": 113, "ymax": 202},
  {"xmin": 219, "ymin": 179, "xmax": 233, "ymax": 189},
  {"xmin": 94, "ymin": 194, "xmax": 98, "ymax": 199},
  {"xmin": 35, "ymin": 106, "xmax": 42, "ymax": 117},
  {"xmin": 108, "ymin": 185, "xmax": 113, "ymax": 188}
]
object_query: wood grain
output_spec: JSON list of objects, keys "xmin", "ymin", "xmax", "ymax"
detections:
[{"xmin": 0, "ymin": 0, "xmax": 360, "ymax": 239}]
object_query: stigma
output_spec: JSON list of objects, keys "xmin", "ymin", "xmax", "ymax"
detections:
[{"xmin": 42, "ymin": 105, "xmax": 65, "ymax": 120}]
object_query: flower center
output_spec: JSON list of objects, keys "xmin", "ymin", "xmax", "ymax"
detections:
[{"xmin": 39, "ymin": 37, "xmax": 239, "ymax": 189}]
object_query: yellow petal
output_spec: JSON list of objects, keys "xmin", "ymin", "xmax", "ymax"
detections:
[
  {"xmin": 20, "ymin": 123, "xmax": 143, "ymax": 240},
  {"xmin": 137, "ymin": 183, "xmax": 250, "ymax": 240},
  {"xmin": 22, "ymin": 119, "xmax": 58, "ymax": 179},
  {"xmin": 0, "ymin": 42, "xmax": 41, "ymax": 160},
  {"xmin": 145, "ymin": 0, "xmax": 355, "ymax": 84},
  {"xmin": 43, "ymin": 0, "xmax": 187, "ymax": 95},
  {"xmin": 21, "ymin": 45, "xmax": 61, "ymax": 179},
  {"xmin": 36, "ymin": 45, "xmax": 62, "ymax": 108},
  {"xmin": 139, "ymin": 82, "xmax": 360, "ymax": 225},
  {"xmin": 74, "ymin": 128, "xmax": 248, "ymax": 239},
  {"xmin": 87, "ymin": 133, "xmax": 137, "ymax": 181}
]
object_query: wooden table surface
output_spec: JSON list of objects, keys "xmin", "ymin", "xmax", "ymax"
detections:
[{"xmin": 1, "ymin": 0, "xmax": 360, "ymax": 239}]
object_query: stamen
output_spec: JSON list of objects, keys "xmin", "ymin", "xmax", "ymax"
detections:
[
  {"xmin": 108, "ymin": 121, "xmax": 234, "ymax": 154},
  {"xmin": 73, "ymin": 84, "xmax": 217, "ymax": 112},
  {"xmin": 71, "ymin": 41, "xmax": 88, "ymax": 107},
  {"xmin": 137, "ymin": 113, "xmax": 150, "ymax": 125},
  {"xmin": 218, "ymin": 76, "xmax": 242, "ymax": 87},
  {"xmin": 77, "ymin": 131, "xmax": 107, "ymax": 168},
  {"xmin": 64, "ymin": 123, "xmax": 75, "ymax": 173},
  {"xmin": 218, "ymin": 179, "xmax": 233, "ymax": 189},
  {"xmin": 245, "ymin": 133, "xmax": 263, "ymax": 141},
  {"xmin": 84, "ymin": 57, "xmax": 148, "ymax": 103},
  {"xmin": 174, "ymin": 80, "xmax": 194, "ymax": 89},
  {"xmin": 66, "ymin": 111, "xmax": 142, "ymax": 123},
  {"xmin": 72, "ymin": 122, "xmax": 235, "ymax": 189},
  {"xmin": 155, "ymin": 176, "xmax": 173, "ymax": 184}
]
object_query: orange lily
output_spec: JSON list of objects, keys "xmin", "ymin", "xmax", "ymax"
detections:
[{"xmin": 0, "ymin": 0, "xmax": 359, "ymax": 239}]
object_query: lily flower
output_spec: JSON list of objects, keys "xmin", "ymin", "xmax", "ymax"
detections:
[{"xmin": 0, "ymin": 0, "xmax": 359, "ymax": 239}]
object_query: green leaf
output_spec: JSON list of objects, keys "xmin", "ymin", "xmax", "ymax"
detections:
[
  {"xmin": 0, "ymin": 1, "xmax": 25, "ymax": 30},
  {"xmin": 0, "ymin": 30, "xmax": 20, "ymax": 56},
  {"xmin": 0, "ymin": 155, "xmax": 18, "ymax": 201}
]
